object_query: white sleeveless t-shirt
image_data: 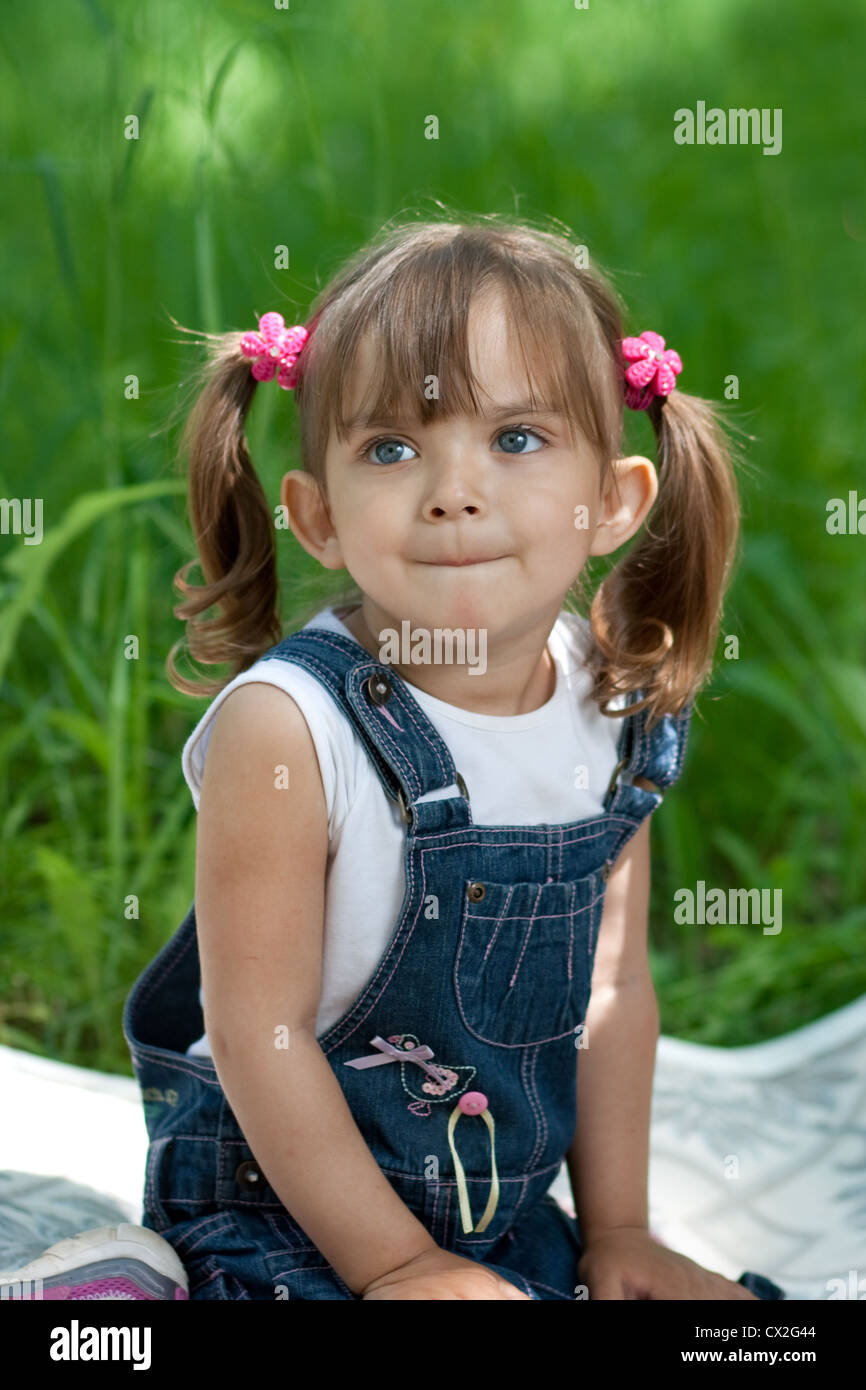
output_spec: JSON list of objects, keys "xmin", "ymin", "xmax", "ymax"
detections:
[{"xmin": 182, "ymin": 606, "xmax": 628, "ymax": 1054}]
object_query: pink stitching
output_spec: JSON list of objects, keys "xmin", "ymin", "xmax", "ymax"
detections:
[
  {"xmin": 182, "ymin": 1215, "xmax": 237, "ymax": 1255},
  {"xmin": 509, "ymin": 883, "xmax": 544, "ymax": 988},
  {"xmin": 521, "ymin": 1047, "xmax": 541, "ymax": 1169},
  {"xmin": 381, "ymin": 1159, "xmax": 562, "ymax": 1181},
  {"xmin": 145, "ymin": 1135, "xmax": 218, "ymax": 1144},
  {"xmin": 482, "ymin": 884, "xmax": 515, "ymax": 963},
  {"xmin": 134, "ymin": 1051, "xmax": 222, "ymax": 1084},
  {"xmin": 416, "ymin": 821, "xmax": 630, "ymax": 847},
  {"xmin": 523, "ymin": 1047, "xmax": 546, "ymax": 1170},
  {"xmin": 470, "ymin": 893, "xmax": 603, "ymax": 922},
  {"xmin": 531, "ymin": 1047, "xmax": 549, "ymax": 1160}
]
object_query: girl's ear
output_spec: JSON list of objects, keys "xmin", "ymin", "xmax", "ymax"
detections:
[
  {"xmin": 589, "ymin": 455, "xmax": 658, "ymax": 558},
  {"xmin": 280, "ymin": 470, "xmax": 346, "ymax": 570}
]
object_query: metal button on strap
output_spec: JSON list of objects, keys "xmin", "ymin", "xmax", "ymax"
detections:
[
  {"xmin": 235, "ymin": 1160, "xmax": 263, "ymax": 1190},
  {"xmin": 364, "ymin": 672, "xmax": 392, "ymax": 706},
  {"xmin": 467, "ymin": 882, "xmax": 486, "ymax": 902}
]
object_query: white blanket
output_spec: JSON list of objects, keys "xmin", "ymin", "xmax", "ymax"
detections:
[{"xmin": 3, "ymin": 995, "xmax": 865, "ymax": 1300}]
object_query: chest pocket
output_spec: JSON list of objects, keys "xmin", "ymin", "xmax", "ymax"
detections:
[{"xmin": 453, "ymin": 869, "xmax": 607, "ymax": 1047}]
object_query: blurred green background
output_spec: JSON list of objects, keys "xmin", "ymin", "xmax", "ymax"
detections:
[{"xmin": 2, "ymin": 0, "xmax": 865, "ymax": 1073}]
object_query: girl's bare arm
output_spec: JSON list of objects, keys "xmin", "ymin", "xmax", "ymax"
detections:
[
  {"xmin": 565, "ymin": 818, "xmax": 659, "ymax": 1242},
  {"xmin": 194, "ymin": 681, "xmax": 437, "ymax": 1295}
]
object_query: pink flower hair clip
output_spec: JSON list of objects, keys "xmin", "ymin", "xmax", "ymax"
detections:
[
  {"xmin": 621, "ymin": 330, "xmax": 683, "ymax": 411},
  {"xmin": 240, "ymin": 311, "xmax": 310, "ymax": 390}
]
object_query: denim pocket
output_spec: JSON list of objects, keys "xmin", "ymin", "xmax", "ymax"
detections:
[
  {"xmin": 453, "ymin": 870, "xmax": 606, "ymax": 1046},
  {"xmin": 187, "ymin": 1250, "xmax": 254, "ymax": 1300},
  {"xmin": 261, "ymin": 1211, "xmax": 318, "ymax": 1253},
  {"xmin": 262, "ymin": 1247, "xmax": 358, "ymax": 1301}
]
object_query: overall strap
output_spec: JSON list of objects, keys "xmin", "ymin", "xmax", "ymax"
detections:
[
  {"xmin": 259, "ymin": 627, "xmax": 473, "ymax": 833},
  {"xmin": 603, "ymin": 692, "xmax": 694, "ymax": 820}
]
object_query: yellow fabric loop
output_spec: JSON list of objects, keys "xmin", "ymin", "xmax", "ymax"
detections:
[{"xmin": 447, "ymin": 1103, "xmax": 500, "ymax": 1234}]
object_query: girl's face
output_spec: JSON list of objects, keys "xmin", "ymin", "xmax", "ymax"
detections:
[{"xmin": 283, "ymin": 287, "xmax": 656, "ymax": 652}]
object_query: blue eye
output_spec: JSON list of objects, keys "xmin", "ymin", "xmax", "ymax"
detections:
[
  {"xmin": 494, "ymin": 427, "xmax": 546, "ymax": 455},
  {"xmin": 360, "ymin": 425, "xmax": 547, "ymax": 465},
  {"xmin": 364, "ymin": 438, "xmax": 419, "ymax": 465}
]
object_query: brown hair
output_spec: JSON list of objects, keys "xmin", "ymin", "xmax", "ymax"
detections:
[{"xmin": 166, "ymin": 210, "xmax": 741, "ymax": 727}]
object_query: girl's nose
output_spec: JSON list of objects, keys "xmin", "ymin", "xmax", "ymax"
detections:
[
  {"xmin": 421, "ymin": 452, "xmax": 489, "ymax": 520},
  {"xmin": 426, "ymin": 499, "xmax": 483, "ymax": 518}
]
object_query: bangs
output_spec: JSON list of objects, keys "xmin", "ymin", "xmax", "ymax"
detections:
[{"xmin": 295, "ymin": 223, "xmax": 623, "ymax": 474}]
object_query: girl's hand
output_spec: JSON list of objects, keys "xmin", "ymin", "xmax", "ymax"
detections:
[
  {"xmin": 360, "ymin": 1247, "xmax": 533, "ymax": 1301},
  {"xmin": 577, "ymin": 1227, "xmax": 759, "ymax": 1300}
]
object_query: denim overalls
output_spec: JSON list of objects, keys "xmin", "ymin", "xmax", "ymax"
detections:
[{"xmin": 123, "ymin": 626, "xmax": 785, "ymax": 1301}]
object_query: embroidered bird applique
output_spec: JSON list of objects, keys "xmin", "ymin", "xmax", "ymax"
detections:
[{"xmin": 344, "ymin": 1032, "xmax": 476, "ymax": 1117}]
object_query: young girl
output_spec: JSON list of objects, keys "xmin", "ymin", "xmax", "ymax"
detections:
[{"xmin": 121, "ymin": 214, "xmax": 785, "ymax": 1301}]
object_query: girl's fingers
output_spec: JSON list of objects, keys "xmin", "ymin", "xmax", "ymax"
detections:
[
  {"xmin": 499, "ymin": 1280, "xmax": 532, "ymax": 1299},
  {"xmin": 584, "ymin": 1275, "xmax": 626, "ymax": 1299}
]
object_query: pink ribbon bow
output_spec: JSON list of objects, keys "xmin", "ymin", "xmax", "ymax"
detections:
[
  {"xmin": 240, "ymin": 311, "xmax": 309, "ymax": 390},
  {"xmin": 344, "ymin": 1035, "xmax": 452, "ymax": 1087},
  {"xmin": 621, "ymin": 331, "xmax": 683, "ymax": 410}
]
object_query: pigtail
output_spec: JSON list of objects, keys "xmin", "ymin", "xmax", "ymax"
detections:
[
  {"xmin": 165, "ymin": 335, "xmax": 283, "ymax": 698},
  {"xmin": 588, "ymin": 388, "xmax": 741, "ymax": 729}
]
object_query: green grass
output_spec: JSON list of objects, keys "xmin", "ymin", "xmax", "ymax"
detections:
[{"xmin": 2, "ymin": 0, "xmax": 865, "ymax": 1070}]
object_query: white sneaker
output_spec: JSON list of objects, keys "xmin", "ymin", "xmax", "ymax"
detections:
[{"xmin": 0, "ymin": 1224, "xmax": 188, "ymax": 1300}]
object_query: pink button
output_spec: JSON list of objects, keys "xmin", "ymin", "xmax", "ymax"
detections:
[{"xmin": 459, "ymin": 1091, "xmax": 488, "ymax": 1115}]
